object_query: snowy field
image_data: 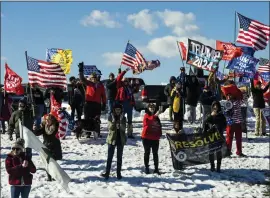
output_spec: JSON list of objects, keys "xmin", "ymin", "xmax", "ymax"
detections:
[{"xmin": 1, "ymin": 106, "xmax": 269, "ymax": 198}]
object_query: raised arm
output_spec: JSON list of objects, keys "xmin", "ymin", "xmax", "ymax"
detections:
[
  {"xmin": 78, "ymin": 62, "xmax": 93, "ymax": 86},
  {"xmin": 263, "ymin": 82, "xmax": 270, "ymax": 93}
]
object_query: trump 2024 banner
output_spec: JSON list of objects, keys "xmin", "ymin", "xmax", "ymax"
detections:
[
  {"xmin": 166, "ymin": 128, "xmax": 228, "ymax": 170},
  {"xmin": 186, "ymin": 39, "xmax": 223, "ymax": 71}
]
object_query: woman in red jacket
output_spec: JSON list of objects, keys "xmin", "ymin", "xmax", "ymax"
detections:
[
  {"xmin": 5, "ymin": 138, "xmax": 36, "ymax": 198},
  {"xmin": 141, "ymin": 103, "xmax": 162, "ymax": 175}
]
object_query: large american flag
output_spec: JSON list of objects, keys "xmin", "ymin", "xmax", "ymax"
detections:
[
  {"xmin": 121, "ymin": 43, "xmax": 146, "ymax": 70},
  {"xmin": 258, "ymin": 58, "xmax": 270, "ymax": 73},
  {"xmin": 26, "ymin": 55, "xmax": 67, "ymax": 89},
  {"xmin": 236, "ymin": 13, "xmax": 270, "ymax": 51}
]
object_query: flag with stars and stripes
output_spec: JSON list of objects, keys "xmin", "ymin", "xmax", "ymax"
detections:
[
  {"xmin": 83, "ymin": 65, "xmax": 102, "ymax": 76},
  {"xmin": 236, "ymin": 13, "xmax": 270, "ymax": 51},
  {"xmin": 121, "ymin": 43, "xmax": 147, "ymax": 72},
  {"xmin": 258, "ymin": 58, "xmax": 270, "ymax": 73},
  {"xmin": 26, "ymin": 55, "xmax": 67, "ymax": 89}
]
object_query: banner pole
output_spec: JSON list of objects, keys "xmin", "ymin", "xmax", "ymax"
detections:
[{"xmin": 234, "ymin": 11, "xmax": 237, "ymax": 43}]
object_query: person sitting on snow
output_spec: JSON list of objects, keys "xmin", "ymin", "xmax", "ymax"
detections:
[
  {"xmin": 101, "ymin": 103, "xmax": 127, "ymax": 180},
  {"xmin": 141, "ymin": 103, "xmax": 162, "ymax": 175},
  {"xmin": 203, "ymin": 101, "xmax": 227, "ymax": 173}
]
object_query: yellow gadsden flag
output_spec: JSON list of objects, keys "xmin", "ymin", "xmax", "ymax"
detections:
[{"xmin": 46, "ymin": 48, "xmax": 73, "ymax": 74}]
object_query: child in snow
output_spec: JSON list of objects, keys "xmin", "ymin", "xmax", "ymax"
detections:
[
  {"xmin": 204, "ymin": 101, "xmax": 227, "ymax": 172},
  {"xmin": 141, "ymin": 103, "xmax": 162, "ymax": 175},
  {"xmin": 224, "ymin": 93, "xmax": 246, "ymax": 157},
  {"xmin": 5, "ymin": 138, "xmax": 36, "ymax": 198},
  {"xmin": 170, "ymin": 83, "xmax": 185, "ymax": 130},
  {"xmin": 101, "ymin": 103, "xmax": 127, "ymax": 180},
  {"xmin": 33, "ymin": 114, "xmax": 62, "ymax": 181}
]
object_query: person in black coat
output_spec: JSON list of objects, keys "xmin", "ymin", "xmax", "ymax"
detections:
[
  {"xmin": 106, "ymin": 73, "xmax": 117, "ymax": 116},
  {"xmin": 199, "ymin": 86, "xmax": 216, "ymax": 126},
  {"xmin": 33, "ymin": 114, "xmax": 62, "ymax": 181},
  {"xmin": 164, "ymin": 76, "xmax": 177, "ymax": 121},
  {"xmin": 204, "ymin": 101, "xmax": 227, "ymax": 173},
  {"xmin": 250, "ymin": 79, "xmax": 270, "ymax": 136},
  {"xmin": 68, "ymin": 76, "xmax": 84, "ymax": 121},
  {"xmin": 185, "ymin": 76, "xmax": 201, "ymax": 124}
]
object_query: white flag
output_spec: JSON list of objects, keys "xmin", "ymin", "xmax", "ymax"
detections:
[{"xmin": 19, "ymin": 122, "xmax": 71, "ymax": 192}]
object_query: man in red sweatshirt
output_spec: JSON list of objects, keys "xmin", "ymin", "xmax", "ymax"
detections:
[{"xmin": 78, "ymin": 62, "xmax": 106, "ymax": 138}]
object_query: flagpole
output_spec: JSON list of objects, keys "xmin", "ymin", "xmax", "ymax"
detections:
[
  {"xmin": 234, "ymin": 11, "xmax": 237, "ymax": 82},
  {"xmin": 25, "ymin": 51, "xmax": 36, "ymax": 118}
]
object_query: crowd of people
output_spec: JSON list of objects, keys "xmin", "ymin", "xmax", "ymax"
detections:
[{"xmin": 0, "ymin": 63, "xmax": 269, "ymax": 198}]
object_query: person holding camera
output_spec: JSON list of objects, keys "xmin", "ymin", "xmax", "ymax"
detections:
[
  {"xmin": 78, "ymin": 62, "xmax": 106, "ymax": 138},
  {"xmin": 203, "ymin": 101, "xmax": 227, "ymax": 172}
]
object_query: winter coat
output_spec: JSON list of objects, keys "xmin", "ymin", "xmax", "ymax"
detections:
[
  {"xmin": 106, "ymin": 79, "xmax": 117, "ymax": 100},
  {"xmin": 164, "ymin": 76, "xmax": 177, "ymax": 105},
  {"xmin": 34, "ymin": 119, "xmax": 62, "ymax": 160},
  {"xmin": 106, "ymin": 113, "xmax": 127, "ymax": 145},
  {"xmin": 68, "ymin": 83, "xmax": 84, "ymax": 105},
  {"xmin": 199, "ymin": 91, "xmax": 216, "ymax": 106},
  {"xmin": 0, "ymin": 94, "xmax": 12, "ymax": 121},
  {"xmin": 251, "ymin": 81, "xmax": 269, "ymax": 109},
  {"xmin": 79, "ymin": 72, "xmax": 106, "ymax": 104},
  {"xmin": 5, "ymin": 152, "xmax": 36, "ymax": 185},
  {"xmin": 32, "ymin": 88, "xmax": 45, "ymax": 105},
  {"xmin": 115, "ymin": 71, "xmax": 135, "ymax": 105},
  {"xmin": 8, "ymin": 108, "xmax": 35, "ymax": 137},
  {"xmin": 203, "ymin": 101, "xmax": 227, "ymax": 135},
  {"xmin": 141, "ymin": 113, "xmax": 162, "ymax": 141},
  {"xmin": 186, "ymin": 77, "xmax": 201, "ymax": 106},
  {"xmin": 171, "ymin": 87, "xmax": 184, "ymax": 114}
]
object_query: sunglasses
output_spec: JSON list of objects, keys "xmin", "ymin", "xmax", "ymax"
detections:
[{"xmin": 12, "ymin": 148, "xmax": 21, "ymax": 151}]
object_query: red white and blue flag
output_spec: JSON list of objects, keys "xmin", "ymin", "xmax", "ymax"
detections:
[
  {"xmin": 26, "ymin": 55, "xmax": 67, "ymax": 89},
  {"xmin": 236, "ymin": 13, "xmax": 270, "ymax": 51}
]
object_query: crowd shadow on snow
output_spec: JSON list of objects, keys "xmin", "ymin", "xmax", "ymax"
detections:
[
  {"xmin": 61, "ymin": 159, "xmax": 106, "ymax": 172},
  {"xmin": 242, "ymin": 136, "xmax": 270, "ymax": 144}
]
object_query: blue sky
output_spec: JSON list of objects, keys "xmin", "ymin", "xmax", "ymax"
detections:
[{"xmin": 1, "ymin": 2, "xmax": 269, "ymax": 85}]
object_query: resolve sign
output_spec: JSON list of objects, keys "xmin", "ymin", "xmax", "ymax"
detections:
[{"xmin": 186, "ymin": 39, "xmax": 223, "ymax": 71}]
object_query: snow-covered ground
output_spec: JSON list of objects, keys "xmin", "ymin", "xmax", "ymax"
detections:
[{"xmin": 1, "ymin": 106, "xmax": 269, "ymax": 198}]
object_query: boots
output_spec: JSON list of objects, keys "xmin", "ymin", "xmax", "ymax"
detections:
[
  {"xmin": 101, "ymin": 172, "xmax": 109, "ymax": 180},
  {"xmin": 145, "ymin": 166, "xmax": 150, "ymax": 174},
  {"xmin": 153, "ymin": 168, "xmax": 161, "ymax": 175},
  {"xmin": 117, "ymin": 171, "xmax": 122, "ymax": 180},
  {"xmin": 127, "ymin": 124, "xmax": 135, "ymax": 139}
]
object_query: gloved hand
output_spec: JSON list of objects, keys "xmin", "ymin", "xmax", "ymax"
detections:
[
  {"xmin": 101, "ymin": 104, "xmax": 106, "ymax": 111},
  {"xmin": 9, "ymin": 135, "xmax": 13, "ymax": 141},
  {"xmin": 78, "ymin": 62, "xmax": 84, "ymax": 73}
]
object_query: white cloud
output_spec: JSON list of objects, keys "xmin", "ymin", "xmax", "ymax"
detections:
[
  {"xmin": 146, "ymin": 35, "xmax": 216, "ymax": 58},
  {"xmin": 1, "ymin": 56, "xmax": 7, "ymax": 61},
  {"xmin": 127, "ymin": 9, "xmax": 158, "ymax": 35},
  {"xmin": 80, "ymin": 10, "xmax": 121, "ymax": 28},
  {"xmin": 102, "ymin": 52, "xmax": 123, "ymax": 66},
  {"xmin": 156, "ymin": 9, "xmax": 199, "ymax": 36}
]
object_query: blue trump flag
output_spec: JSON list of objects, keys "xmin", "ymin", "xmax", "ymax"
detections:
[{"xmin": 227, "ymin": 54, "xmax": 259, "ymax": 78}]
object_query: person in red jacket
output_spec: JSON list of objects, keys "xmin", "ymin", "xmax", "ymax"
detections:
[
  {"xmin": 141, "ymin": 103, "xmax": 162, "ymax": 175},
  {"xmin": 5, "ymin": 138, "xmax": 36, "ymax": 198},
  {"xmin": 115, "ymin": 67, "xmax": 135, "ymax": 139},
  {"xmin": 78, "ymin": 62, "xmax": 106, "ymax": 138}
]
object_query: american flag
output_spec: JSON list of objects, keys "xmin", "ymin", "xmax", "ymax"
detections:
[
  {"xmin": 236, "ymin": 13, "xmax": 270, "ymax": 51},
  {"xmin": 121, "ymin": 43, "xmax": 146, "ymax": 70},
  {"xmin": 26, "ymin": 55, "xmax": 67, "ymax": 89},
  {"xmin": 83, "ymin": 65, "xmax": 102, "ymax": 76},
  {"xmin": 258, "ymin": 58, "xmax": 270, "ymax": 73}
]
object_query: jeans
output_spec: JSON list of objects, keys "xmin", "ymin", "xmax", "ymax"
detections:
[
  {"xmin": 11, "ymin": 185, "xmax": 31, "ymax": 198},
  {"xmin": 106, "ymin": 143, "xmax": 124, "ymax": 174},
  {"xmin": 107, "ymin": 100, "xmax": 115, "ymax": 115},
  {"xmin": 226, "ymin": 123, "xmax": 242, "ymax": 155},
  {"xmin": 202, "ymin": 105, "xmax": 211, "ymax": 126},
  {"xmin": 122, "ymin": 100, "xmax": 133, "ymax": 124},
  {"xmin": 142, "ymin": 139, "xmax": 159, "ymax": 169},
  {"xmin": 186, "ymin": 105, "xmax": 196, "ymax": 123},
  {"xmin": 34, "ymin": 104, "xmax": 44, "ymax": 126}
]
